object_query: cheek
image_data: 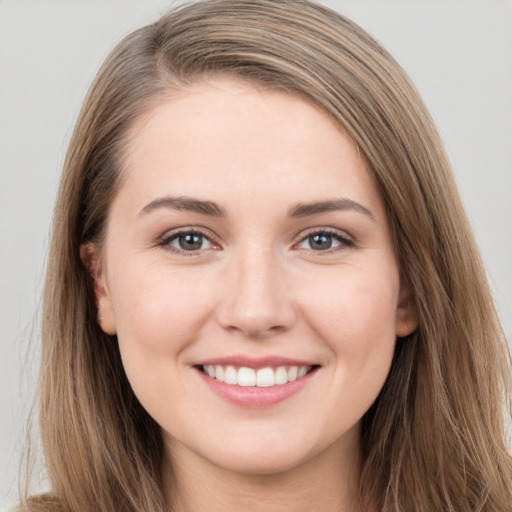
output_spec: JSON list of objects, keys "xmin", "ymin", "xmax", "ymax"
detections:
[
  {"xmin": 111, "ymin": 264, "xmax": 216, "ymax": 352},
  {"xmin": 299, "ymin": 264, "xmax": 399, "ymax": 367},
  {"xmin": 106, "ymin": 263, "xmax": 219, "ymax": 425},
  {"xmin": 283, "ymin": 263, "xmax": 400, "ymax": 445}
]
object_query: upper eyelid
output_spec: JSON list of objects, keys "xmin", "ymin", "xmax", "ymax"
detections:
[
  {"xmin": 160, "ymin": 226, "xmax": 216, "ymax": 240},
  {"xmin": 296, "ymin": 226, "xmax": 354, "ymax": 242},
  {"xmin": 292, "ymin": 228, "xmax": 356, "ymax": 253},
  {"xmin": 157, "ymin": 225, "xmax": 354, "ymax": 249},
  {"xmin": 158, "ymin": 227, "xmax": 221, "ymax": 249}
]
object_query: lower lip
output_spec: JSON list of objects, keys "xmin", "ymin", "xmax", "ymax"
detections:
[{"xmin": 196, "ymin": 368, "xmax": 317, "ymax": 407}]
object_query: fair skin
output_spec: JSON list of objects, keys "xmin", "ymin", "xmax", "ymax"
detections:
[{"xmin": 84, "ymin": 79, "xmax": 417, "ymax": 512}]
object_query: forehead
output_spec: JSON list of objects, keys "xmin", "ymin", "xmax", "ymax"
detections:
[{"xmin": 116, "ymin": 78, "xmax": 384, "ymax": 219}]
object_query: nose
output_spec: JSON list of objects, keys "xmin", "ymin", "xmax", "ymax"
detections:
[{"xmin": 215, "ymin": 247, "xmax": 296, "ymax": 339}]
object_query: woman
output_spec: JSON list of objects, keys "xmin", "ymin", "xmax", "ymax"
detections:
[{"xmin": 19, "ymin": 0, "xmax": 512, "ymax": 511}]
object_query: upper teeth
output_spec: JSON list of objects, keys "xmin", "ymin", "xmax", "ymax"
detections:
[{"xmin": 203, "ymin": 365, "xmax": 311, "ymax": 387}]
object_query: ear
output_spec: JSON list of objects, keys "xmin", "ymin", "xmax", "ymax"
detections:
[
  {"xmin": 395, "ymin": 279, "xmax": 419, "ymax": 338},
  {"xmin": 80, "ymin": 243, "xmax": 117, "ymax": 335}
]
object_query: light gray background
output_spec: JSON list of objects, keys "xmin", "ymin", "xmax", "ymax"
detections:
[{"xmin": 1, "ymin": 0, "xmax": 511, "ymax": 505}]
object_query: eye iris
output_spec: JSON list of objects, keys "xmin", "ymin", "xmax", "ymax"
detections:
[
  {"xmin": 309, "ymin": 233, "xmax": 332, "ymax": 250},
  {"xmin": 178, "ymin": 234, "xmax": 203, "ymax": 250}
]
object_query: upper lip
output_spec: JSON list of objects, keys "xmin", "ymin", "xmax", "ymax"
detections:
[{"xmin": 194, "ymin": 355, "xmax": 318, "ymax": 369}]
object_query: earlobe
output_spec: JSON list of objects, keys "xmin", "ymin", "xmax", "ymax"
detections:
[
  {"xmin": 79, "ymin": 243, "xmax": 117, "ymax": 335},
  {"xmin": 395, "ymin": 281, "xmax": 419, "ymax": 338}
]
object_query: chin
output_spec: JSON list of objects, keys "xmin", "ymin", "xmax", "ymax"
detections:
[
  {"xmin": 208, "ymin": 445, "xmax": 314, "ymax": 477},
  {"xmin": 180, "ymin": 424, "xmax": 354, "ymax": 478}
]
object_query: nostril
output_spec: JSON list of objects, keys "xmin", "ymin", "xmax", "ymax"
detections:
[
  {"xmin": 223, "ymin": 322, "xmax": 287, "ymax": 339},
  {"xmin": 216, "ymin": 298, "xmax": 296, "ymax": 339}
]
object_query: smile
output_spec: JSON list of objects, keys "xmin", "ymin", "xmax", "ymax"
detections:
[
  {"xmin": 201, "ymin": 365, "xmax": 313, "ymax": 387},
  {"xmin": 195, "ymin": 357, "xmax": 320, "ymax": 407}
]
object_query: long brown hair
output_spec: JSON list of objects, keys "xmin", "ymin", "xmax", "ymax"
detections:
[{"xmin": 21, "ymin": 1, "xmax": 512, "ymax": 510}]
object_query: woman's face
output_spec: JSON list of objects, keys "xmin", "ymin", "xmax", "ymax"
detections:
[{"xmin": 92, "ymin": 79, "xmax": 416, "ymax": 476}]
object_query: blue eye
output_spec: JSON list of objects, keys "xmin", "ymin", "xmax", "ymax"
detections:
[
  {"xmin": 308, "ymin": 233, "xmax": 336, "ymax": 250},
  {"xmin": 297, "ymin": 231, "xmax": 353, "ymax": 251},
  {"xmin": 163, "ymin": 231, "xmax": 215, "ymax": 252}
]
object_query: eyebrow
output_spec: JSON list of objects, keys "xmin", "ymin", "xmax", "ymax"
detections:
[
  {"xmin": 140, "ymin": 196, "xmax": 225, "ymax": 217},
  {"xmin": 288, "ymin": 198, "xmax": 375, "ymax": 221},
  {"xmin": 139, "ymin": 195, "xmax": 374, "ymax": 221}
]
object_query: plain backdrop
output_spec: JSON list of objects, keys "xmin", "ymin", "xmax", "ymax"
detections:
[{"xmin": 1, "ymin": 0, "xmax": 511, "ymax": 506}]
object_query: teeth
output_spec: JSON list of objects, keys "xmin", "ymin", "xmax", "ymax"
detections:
[
  {"xmin": 256, "ymin": 367, "xmax": 274, "ymax": 387},
  {"xmin": 215, "ymin": 365, "xmax": 225, "ymax": 383},
  {"xmin": 202, "ymin": 364, "xmax": 312, "ymax": 387},
  {"xmin": 297, "ymin": 366, "xmax": 308, "ymax": 378},
  {"xmin": 287, "ymin": 366, "xmax": 298, "ymax": 381},
  {"xmin": 224, "ymin": 366, "xmax": 238, "ymax": 385},
  {"xmin": 238, "ymin": 367, "xmax": 256, "ymax": 387},
  {"xmin": 275, "ymin": 367, "xmax": 288, "ymax": 385}
]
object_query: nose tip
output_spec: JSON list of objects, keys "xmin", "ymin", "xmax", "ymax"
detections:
[
  {"xmin": 224, "ymin": 312, "xmax": 286, "ymax": 339},
  {"xmin": 215, "ymin": 256, "xmax": 296, "ymax": 339}
]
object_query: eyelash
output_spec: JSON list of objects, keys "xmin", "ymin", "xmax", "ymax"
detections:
[
  {"xmin": 158, "ymin": 227, "xmax": 220, "ymax": 256},
  {"xmin": 294, "ymin": 228, "xmax": 355, "ymax": 254},
  {"xmin": 157, "ymin": 227, "xmax": 354, "ymax": 255}
]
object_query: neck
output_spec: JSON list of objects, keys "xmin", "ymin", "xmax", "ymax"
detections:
[{"xmin": 163, "ymin": 434, "xmax": 364, "ymax": 512}]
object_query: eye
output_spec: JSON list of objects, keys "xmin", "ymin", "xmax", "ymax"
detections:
[
  {"xmin": 160, "ymin": 229, "xmax": 217, "ymax": 253},
  {"xmin": 296, "ymin": 230, "xmax": 353, "ymax": 252}
]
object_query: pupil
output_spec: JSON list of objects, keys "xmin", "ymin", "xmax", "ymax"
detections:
[
  {"xmin": 179, "ymin": 234, "xmax": 202, "ymax": 250},
  {"xmin": 310, "ymin": 234, "xmax": 332, "ymax": 250}
]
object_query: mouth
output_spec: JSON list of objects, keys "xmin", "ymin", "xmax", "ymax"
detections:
[{"xmin": 198, "ymin": 364, "xmax": 318, "ymax": 387}]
